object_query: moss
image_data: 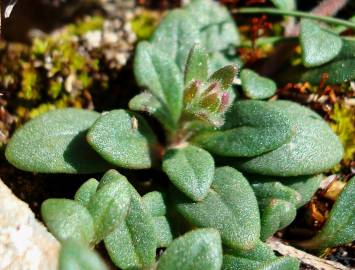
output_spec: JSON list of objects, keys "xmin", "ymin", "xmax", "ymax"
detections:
[
  {"xmin": 66, "ymin": 16, "xmax": 104, "ymax": 36},
  {"xmin": 131, "ymin": 10, "xmax": 160, "ymax": 41},
  {"xmin": 329, "ymin": 103, "xmax": 355, "ymax": 172}
]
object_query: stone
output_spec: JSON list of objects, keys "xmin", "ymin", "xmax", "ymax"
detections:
[{"xmin": 0, "ymin": 179, "xmax": 60, "ymax": 270}]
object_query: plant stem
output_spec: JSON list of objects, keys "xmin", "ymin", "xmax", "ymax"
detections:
[{"xmin": 233, "ymin": 7, "xmax": 355, "ymax": 29}]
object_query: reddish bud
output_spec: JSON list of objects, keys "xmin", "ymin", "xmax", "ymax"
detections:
[
  {"xmin": 218, "ymin": 92, "xmax": 230, "ymax": 112},
  {"xmin": 183, "ymin": 80, "xmax": 200, "ymax": 104}
]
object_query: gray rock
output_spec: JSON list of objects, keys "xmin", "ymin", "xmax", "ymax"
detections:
[{"xmin": 0, "ymin": 179, "xmax": 60, "ymax": 270}]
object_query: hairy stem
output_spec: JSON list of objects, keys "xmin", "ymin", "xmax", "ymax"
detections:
[{"xmin": 233, "ymin": 7, "xmax": 355, "ymax": 29}]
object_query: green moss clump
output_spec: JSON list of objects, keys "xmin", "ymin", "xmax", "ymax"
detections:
[
  {"xmin": 131, "ymin": 10, "xmax": 160, "ymax": 41},
  {"xmin": 17, "ymin": 16, "xmax": 104, "ymax": 105},
  {"xmin": 329, "ymin": 102, "xmax": 355, "ymax": 172}
]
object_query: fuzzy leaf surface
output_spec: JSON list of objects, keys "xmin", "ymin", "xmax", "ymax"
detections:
[
  {"xmin": 59, "ymin": 240, "xmax": 108, "ymax": 270},
  {"xmin": 173, "ymin": 166, "xmax": 260, "ymax": 250},
  {"xmin": 223, "ymin": 255, "xmax": 299, "ymax": 270},
  {"xmin": 157, "ymin": 229, "xmax": 223, "ymax": 270},
  {"xmin": 129, "ymin": 92, "xmax": 175, "ymax": 131},
  {"xmin": 259, "ymin": 199, "xmax": 297, "ymax": 241},
  {"xmin": 163, "ymin": 144, "xmax": 215, "ymax": 201},
  {"xmin": 234, "ymin": 101, "xmax": 343, "ymax": 176},
  {"xmin": 224, "ymin": 240, "xmax": 276, "ymax": 262},
  {"xmin": 41, "ymin": 199, "xmax": 95, "ymax": 245},
  {"xmin": 5, "ymin": 109, "xmax": 110, "ymax": 174},
  {"xmin": 87, "ymin": 110, "xmax": 158, "ymax": 169},
  {"xmin": 192, "ymin": 100, "xmax": 292, "ymax": 157},
  {"xmin": 74, "ymin": 178, "xmax": 99, "ymax": 207},
  {"xmin": 240, "ymin": 69, "xmax": 276, "ymax": 100},
  {"xmin": 143, "ymin": 192, "xmax": 174, "ymax": 248},
  {"xmin": 134, "ymin": 42, "xmax": 184, "ymax": 124},
  {"xmin": 184, "ymin": 44, "xmax": 209, "ymax": 85},
  {"xmin": 154, "ymin": 216, "xmax": 174, "ymax": 248},
  {"xmin": 185, "ymin": 0, "xmax": 240, "ymax": 53},
  {"xmin": 151, "ymin": 10, "xmax": 200, "ymax": 72},
  {"xmin": 300, "ymin": 19, "xmax": 342, "ymax": 67},
  {"xmin": 284, "ymin": 175, "xmax": 322, "ymax": 208},
  {"xmin": 301, "ymin": 176, "xmax": 355, "ymax": 250},
  {"xmin": 104, "ymin": 181, "xmax": 157, "ymax": 269},
  {"xmin": 209, "ymin": 65, "xmax": 237, "ymax": 91},
  {"xmin": 300, "ymin": 38, "xmax": 355, "ymax": 84},
  {"xmin": 248, "ymin": 174, "xmax": 322, "ymax": 208},
  {"xmin": 251, "ymin": 182, "xmax": 300, "ymax": 206},
  {"xmin": 223, "ymin": 240, "xmax": 276, "ymax": 270},
  {"xmin": 87, "ymin": 175, "xmax": 131, "ymax": 242},
  {"xmin": 142, "ymin": 191, "xmax": 167, "ymax": 217}
]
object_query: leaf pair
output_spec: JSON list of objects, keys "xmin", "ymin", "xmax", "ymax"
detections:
[
  {"xmin": 6, "ymin": 107, "xmax": 160, "ymax": 173},
  {"xmin": 41, "ymin": 170, "xmax": 132, "ymax": 246},
  {"xmin": 5, "ymin": 109, "xmax": 111, "ymax": 174},
  {"xmin": 172, "ymin": 167, "xmax": 260, "ymax": 251},
  {"xmin": 42, "ymin": 169, "xmax": 159, "ymax": 270}
]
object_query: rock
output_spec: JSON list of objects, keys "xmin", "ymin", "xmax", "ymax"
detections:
[{"xmin": 0, "ymin": 179, "xmax": 60, "ymax": 270}]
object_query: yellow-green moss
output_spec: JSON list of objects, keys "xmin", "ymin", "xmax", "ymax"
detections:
[
  {"xmin": 330, "ymin": 103, "xmax": 355, "ymax": 171},
  {"xmin": 131, "ymin": 10, "xmax": 160, "ymax": 41}
]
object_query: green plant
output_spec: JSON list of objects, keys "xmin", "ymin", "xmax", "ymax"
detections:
[{"xmin": 4, "ymin": 0, "xmax": 353, "ymax": 269}]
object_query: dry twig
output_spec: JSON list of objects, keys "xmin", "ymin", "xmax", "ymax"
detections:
[{"xmin": 267, "ymin": 237, "xmax": 351, "ymax": 270}]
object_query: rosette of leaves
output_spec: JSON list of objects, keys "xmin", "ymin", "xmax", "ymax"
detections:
[{"xmin": 4, "ymin": 0, "xmax": 349, "ymax": 269}]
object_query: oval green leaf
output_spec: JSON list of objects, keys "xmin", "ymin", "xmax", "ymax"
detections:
[
  {"xmin": 5, "ymin": 109, "xmax": 110, "ymax": 174},
  {"xmin": 240, "ymin": 69, "xmax": 276, "ymax": 100},
  {"xmin": 300, "ymin": 19, "xmax": 343, "ymax": 68},
  {"xmin": 59, "ymin": 239, "xmax": 108, "ymax": 270},
  {"xmin": 41, "ymin": 199, "xmax": 95, "ymax": 245},
  {"xmin": 157, "ymin": 229, "xmax": 222, "ymax": 270},
  {"xmin": 87, "ymin": 110, "xmax": 158, "ymax": 169},
  {"xmin": 192, "ymin": 100, "xmax": 292, "ymax": 157},
  {"xmin": 163, "ymin": 144, "xmax": 215, "ymax": 201},
  {"xmin": 173, "ymin": 166, "xmax": 260, "ymax": 250},
  {"xmin": 234, "ymin": 101, "xmax": 343, "ymax": 176},
  {"xmin": 134, "ymin": 41, "xmax": 184, "ymax": 124},
  {"xmin": 259, "ymin": 199, "xmax": 297, "ymax": 241}
]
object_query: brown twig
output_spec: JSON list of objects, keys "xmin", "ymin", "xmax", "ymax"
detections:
[{"xmin": 267, "ymin": 237, "xmax": 351, "ymax": 270}]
